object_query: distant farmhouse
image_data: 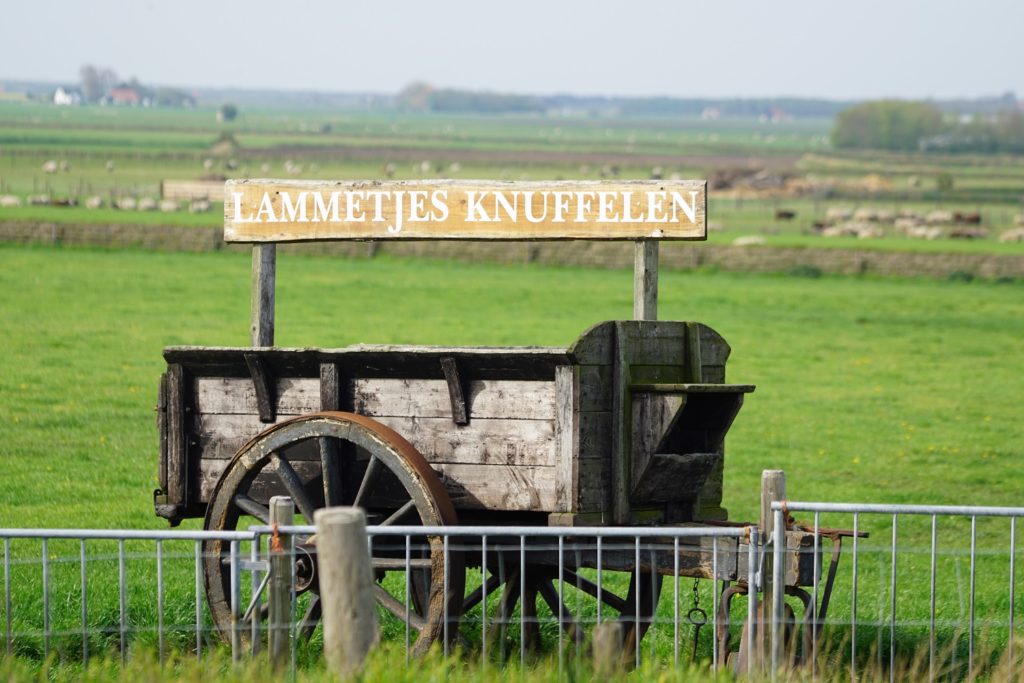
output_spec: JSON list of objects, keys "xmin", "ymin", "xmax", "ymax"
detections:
[
  {"xmin": 53, "ymin": 86, "xmax": 82, "ymax": 106},
  {"xmin": 103, "ymin": 84, "xmax": 151, "ymax": 107}
]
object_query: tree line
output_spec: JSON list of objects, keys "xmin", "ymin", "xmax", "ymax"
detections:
[{"xmin": 832, "ymin": 100, "xmax": 1024, "ymax": 154}]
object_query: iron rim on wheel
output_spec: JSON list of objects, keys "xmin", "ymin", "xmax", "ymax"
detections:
[{"xmin": 202, "ymin": 411, "xmax": 466, "ymax": 656}]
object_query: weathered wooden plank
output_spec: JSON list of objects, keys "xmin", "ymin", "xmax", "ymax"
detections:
[
  {"xmin": 353, "ymin": 378, "xmax": 555, "ymax": 420},
  {"xmin": 630, "ymin": 392, "xmax": 686, "ymax": 488},
  {"xmin": 224, "ymin": 179, "xmax": 707, "ymax": 242},
  {"xmin": 697, "ymin": 324, "xmax": 731, "ymax": 367},
  {"xmin": 577, "ymin": 456, "xmax": 609, "ymax": 513},
  {"xmin": 632, "ymin": 453, "xmax": 718, "ymax": 503},
  {"xmin": 610, "ymin": 322, "xmax": 631, "ymax": 524},
  {"xmin": 195, "ymin": 377, "xmax": 321, "ymax": 415},
  {"xmin": 554, "ymin": 365, "xmax": 578, "ymax": 513},
  {"xmin": 196, "ymin": 413, "xmax": 315, "ymax": 460},
  {"xmin": 433, "ymin": 463, "xmax": 561, "ymax": 511},
  {"xmin": 578, "ymin": 412, "xmax": 611, "ymax": 460},
  {"xmin": 319, "ymin": 363, "xmax": 342, "ymax": 411},
  {"xmin": 243, "ymin": 352, "xmax": 277, "ymax": 422},
  {"xmin": 633, "ymin": 240, "xmax": 658, "ymax": 320},
  {"xmin": 157, "ymin": 372, "xmax": 168, "ymax": 492},
  {"xmin": 250, "ymin": 244, "xmax": 276, "ymax": 346},
  {"xmin": 439, "ymin": 357, "xmax": 469, "ymax": 425},
  {"xmin": 684, "ymin": 322, "xmax": 703, "ymax": 383},
  {"xmin": 198, "ymin": 458, "xmax": 321, "ymax": 503},
  {"xmin": 166, "ymin": 363, "xmax": 187, "ymax": 506},
  {"xmin": 369, "ymin": 415, "xmax": 556, "ymax": 467},
  {"xmin": 628, "ymin": 383, "xmax": 755, "ymax": 394},
  {"xmin": 567, "ymin": 321, "xmax": 614, "ymax": 365},
  {"xmin": 577, "ymin": 364, "xmax": 612, "ymax": 412},
  {"xmin": 165, "ymin": 346, "xmax": 569, "ymax": 381}
]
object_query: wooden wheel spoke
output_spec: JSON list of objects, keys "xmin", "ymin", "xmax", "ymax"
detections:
[
  {"xmin": 204, "ymin": 413, "xmax": 463, "ymax": 657},
  {"xmin": 463, "ymin": 574, "xmax": 503, "ymax": 612},
  {"xmin": 537, "ymin": 579, "xmax": 581, "ymax": 643},
  {"xmin": 353, "ymin": 456, "xmax": 382, "ymax": 508},
  {"xmin": 559, "ymin": 568, "xmax": 628, "ymax": 613},
  {"xmin": 297, "ymin": 594, "xmax": 322, "ymax": 642},
  {"xmin": 270, "ymin": 452, "xmax": 317, "ymax": 521},
  {"xmin": 374, "ymin": 584, "xmax": 426, "ymax": 631},
  {"xmin": 380, "ymin": 499, "xmax": 416, "ymax": 527},
  {"xmin": 319, "ymin": 437, "xmax": 342, "ymax": 506},
  {"xmin": 232, "ymin": 493, "xmax": 270, "ymax": 523}
]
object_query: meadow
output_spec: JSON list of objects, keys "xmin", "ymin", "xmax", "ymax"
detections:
[
  {"xmin": 0, "ymin": 98, "xmax": 1022, "ymax": 678},
  {"xmin": 0, "ymin": 242, "xmax": 1022, "ymax": 678},
  {"xmin": 2, "ymin": 101, "xmax": 1023, "ymax": 258}
]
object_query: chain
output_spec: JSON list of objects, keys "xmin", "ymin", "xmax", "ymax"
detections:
[{"xmin": 692, "ymin": 577, "xmax": 700, "ymax": 609}]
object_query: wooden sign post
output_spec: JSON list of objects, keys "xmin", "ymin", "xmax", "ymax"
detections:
[{"xmin": 225, "ymin": 179, "xmax": 707, "ymax": 343}]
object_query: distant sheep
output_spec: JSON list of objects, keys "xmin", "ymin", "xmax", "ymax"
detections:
[
  {"xmin": 85, "ymin": 196, "xmax": 104, "ymax": 209},
  {"xmin": 949, "ymin": 227, "xmax": 989, "ymax": 240},
  {"xmin": 115, "ymin": 197, "xmax": 137, "ymax": 210},
  {"xmin": 0, "ymin": 195, "xmax": 22, "ymax": 208},
  {"xmin": 138, "ymin": 198, "xmax": 158, "ymax": 211},
  {"xmin": 894, "ymin": 218, "xmax": 922, "ymax": 233},
  {"xmin": 732, "ymin": 235, "xmax": 766, "ymax": 246},
  {"xmin": 998, "ymin": 228, "xmax": 1024, "ymax": 243},
  {"xmin": 159, "ymin": 199, "xmax": 180, "ymax": 212},
  {"xmin": 906, "ymin": 225, "xmax": 943, "ymax": 240},
  {"xmin": 825, "ymin": 207, "xmax": 853, "ymax": 222},
  {"xmin": 775, "ymin": 209, "xmax": 796, "ymax": 220},
  {"xmin": 189, "ymin": 199, "xmax": 211, "ymax": 213},
  {"xmin": 925, "ymin": 210, "xmax": 953, "ymax": 225},
  {"xmin": 27, "ymin": 195, "xmax": 51, "ymax": 206}
]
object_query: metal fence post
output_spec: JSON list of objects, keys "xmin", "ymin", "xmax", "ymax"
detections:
[
  {"xmin": 760, "ymin": 469, "xmax": 786, "ymax": 673},
  {"xmin": 268, "ymin": 496, "xmax": 295, "ymax": 667},
  {"xmin": 771, "ymin": 507, "xmax": 785, "ymax": 680}
]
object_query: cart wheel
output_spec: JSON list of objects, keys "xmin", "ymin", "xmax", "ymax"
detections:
[
  {"xmin": 466, "ymin": 560, "xmax": 662, "ymax": 664},
  {"xmin": 203, "ymin": 411, "xmax": 466, "ymax": 656}
]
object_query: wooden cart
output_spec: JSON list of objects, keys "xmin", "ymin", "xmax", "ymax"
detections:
[{"xmin": 152, "ymin": 180, "xmax": 824, "ymax": 657}]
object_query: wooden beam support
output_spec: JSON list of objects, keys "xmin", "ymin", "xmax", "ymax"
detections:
[
  {"xmin": 440, "ymin": 357, "xmax": 469, "ymax": 425},
  {"xmin": 165, "ymin": 363, "xmax": 187, "ymax": 506},
  {"xmin": 609, "ymin": 323, "xmax": 632, "ymax": 524},
  {"xmin": 633, "ymin": 240, "xmax": 658, "ymax": 320},
  {"xmin": 251, "ymin": 244, "xmax": 276, "ymax": 347},
  {"xmin": 244, "ymin": 352, "xmax": 277, "ymax": 423}
]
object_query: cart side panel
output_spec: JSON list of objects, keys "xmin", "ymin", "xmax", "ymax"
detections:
[
  {"xmin": 569, "ymin": 321, "xmax": 736, "ymax": 524},
  {"xmin": 354, "ymin": 377, "xmax": 563, "ymax": 512}
]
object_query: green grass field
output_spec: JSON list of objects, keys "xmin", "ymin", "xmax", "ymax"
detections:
[
  {"xmin": 0, "ymin": 243, "xmax": 1021, "ymax": 678},
  {"xmin": 2, "ymin": 101, "xmax": 1023, "ymax": 259}
]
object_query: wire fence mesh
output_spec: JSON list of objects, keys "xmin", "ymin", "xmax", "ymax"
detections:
[{"xmin": 2, "ymin": 503, "xmax": 1021, "ymax": 680}]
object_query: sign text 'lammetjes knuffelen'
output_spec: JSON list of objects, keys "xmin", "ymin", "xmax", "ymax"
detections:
[{"xmin": 224, "ymin": 179, "xmax": 706, "ymax": 242}]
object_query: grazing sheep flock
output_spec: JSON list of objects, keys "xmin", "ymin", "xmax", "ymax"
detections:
[{"xmin": 808, "ymin": 206, "xmax": 1002, "ymax": 241}]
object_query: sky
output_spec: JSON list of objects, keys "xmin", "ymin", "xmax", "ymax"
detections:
[{"xmin": 2, "ymin": 0, "xmax": 1021, "ymax": 100}]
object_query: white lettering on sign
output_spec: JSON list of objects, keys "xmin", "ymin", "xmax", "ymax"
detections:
[
  {"xmin": 230, "ymin": 189, "xmax": 700, "ymax": 232},
  {"xmin": 224, "ymin": 180, "xmax": 707, "ymax": 242}
]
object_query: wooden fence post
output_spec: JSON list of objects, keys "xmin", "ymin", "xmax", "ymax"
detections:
[
  {"xmin": 592, "ymin": 622, "xmax": 625, "ymax": 677},
  {"xmin": 758, "ymin": 469, "xmax": 786, "ymax": 672},
  {"xmin": 315, "ymin": 507, "xmax": 378, "ymax": 677},
  {"xmin": 268, "ymin": 495, "xmax": 294, "ymax": 667}
]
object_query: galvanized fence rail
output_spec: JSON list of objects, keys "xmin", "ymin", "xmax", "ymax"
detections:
[
  {"xmin": 1, "ymin": 522, "xmax": 758, "ymax": 674},
  {"xmin": 770, "ymin": 501, "xmax": 1024, "ymax": 682}
]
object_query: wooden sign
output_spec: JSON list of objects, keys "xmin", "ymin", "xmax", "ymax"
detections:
[{"xmin": 224, "ymin": 179, "xmax": 706, "ymax": 242}]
